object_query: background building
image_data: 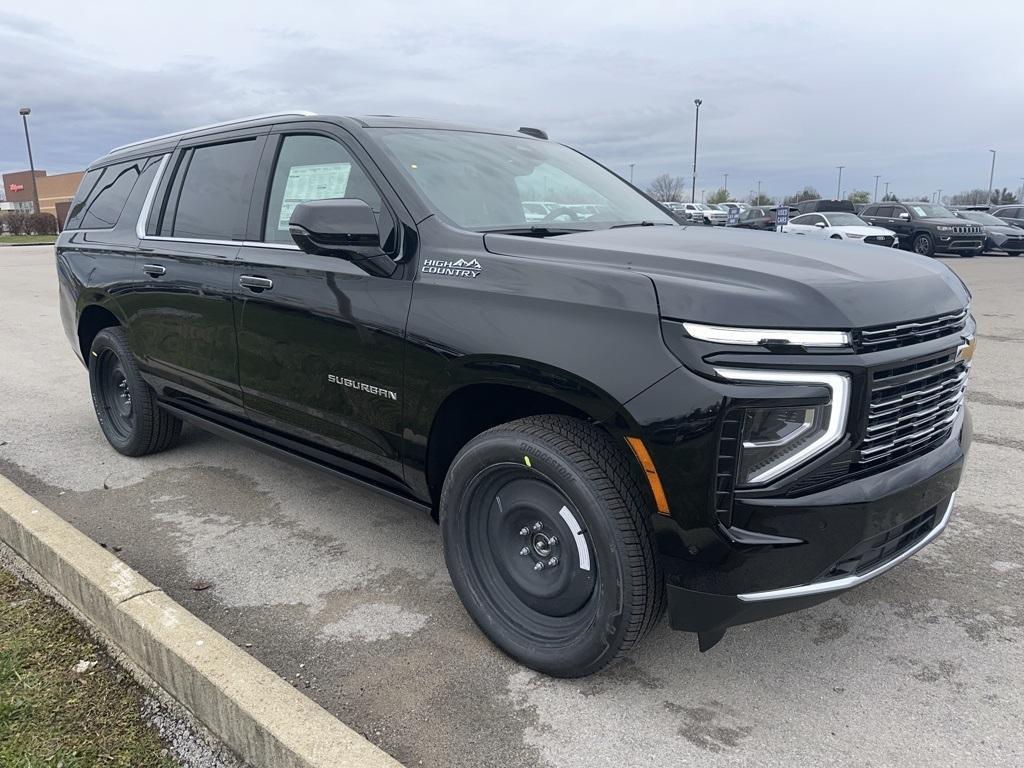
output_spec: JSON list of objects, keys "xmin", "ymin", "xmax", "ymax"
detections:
[{"xmin": 3, "ymin": 169, "xmax": 85, "ymax": 229}]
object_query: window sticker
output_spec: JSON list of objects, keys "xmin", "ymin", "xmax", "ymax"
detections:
[{"xmin": 277, "ymin": 162, "xmax": 351, "ymax": 229}]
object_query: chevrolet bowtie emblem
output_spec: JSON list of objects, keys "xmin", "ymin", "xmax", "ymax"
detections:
[{"xmin": 956, "ymin": 336, "xmax": 977, "ymax": 365}]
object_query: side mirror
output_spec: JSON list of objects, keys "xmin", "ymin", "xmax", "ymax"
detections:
[
  {"xmin": 289, "ymin": 198, "xmax": 396, "ymax": 277},
  {"xmin": 814, "ymin": 222, "xmax": 826, "ymax": 228},
  {"xmin": 898, "ymin": 212, "xmax": 910, "ymax": 220}
]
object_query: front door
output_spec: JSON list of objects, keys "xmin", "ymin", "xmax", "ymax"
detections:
[{"xmin": 233, "ymin": 130, "xmax": 413, "ymax": 485}]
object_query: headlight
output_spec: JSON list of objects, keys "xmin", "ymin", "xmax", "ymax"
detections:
[
  {"xmin": 716, "ymin": 368, "xmax": 850, "ymax": 486},
  {"xmin": 937, "ymin": 225, "xmax": 954, "ymax": 231},
  {"xmin": 844, "ymin": 233, "xmax": 865, "ymax": 239}
]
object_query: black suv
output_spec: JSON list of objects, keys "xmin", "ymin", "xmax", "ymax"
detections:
[
  {"xmin": 861, "ymin": 202, "xmax": 984, "ymax": 257},
  {"xmin": 58, "ymin": 113, "xmax": 974, "ymax": 677}
]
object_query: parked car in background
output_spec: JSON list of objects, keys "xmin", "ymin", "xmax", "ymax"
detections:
[
  {"xmin": 735, "ymin": 206, "xmax": 778, "ymax": 230},
  {"xmin": 717, "ymin": 201, "xmax": 749, "ymax": 214},
  {"xmin": 861, "ymin": 202, "xmax": 984, "ymax": 257},
  {"xmin": 992, "ymin": 205, "xmax": 1024, "ymax": 229},
  {"xmin": 682, "ymin": 203, "xmax": 727, "ymax": 225},
  {"xmin": 795, "ymin": 199, "xmax": 856, "ymax": 215},
  {"xmin": 954, "ymin": 210, "xmax": 1024, "ymax": 255},
  {"xmin": 783, "ymin": 212, "xmax": 899, "ymax": 247}
]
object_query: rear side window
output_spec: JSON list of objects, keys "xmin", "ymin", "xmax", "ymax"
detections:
[
  {"xmin": 263, "ymin": 134, "xmax": 382, "ymax": 244},
  {"xmin": 163, "ymin": 139, "xmax": 259, "ymax": 240},
  {"xmin": 874, "ymin": 206, "xmax": 893, "ymax": 217},
  {"xmin": 65, "ymin": 160, "xmax": 144, "ymax": 230}
]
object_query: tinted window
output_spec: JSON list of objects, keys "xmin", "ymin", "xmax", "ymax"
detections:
[
  {"xmin": 167, "ymin": 139, "xmax": 259, "ymax": 240},
  {"xmin": 65, "ymin": 160, "xmax": 144, "ymax": 230},
  {"xmin": 874, "ymin": 206, "xmax": 893, "ymax": 217},
  {"xmin": 263, "ymin": 135, "xmax": 382, "ymax": 243}
]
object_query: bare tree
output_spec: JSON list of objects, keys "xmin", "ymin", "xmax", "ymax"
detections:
[
  {"xmin": 646, "ymin": 174, "xmax": 686, "ymax": 202},
  {"xmin": 783, "ymin": 186, "xmax": 820, "ymax": 205}
]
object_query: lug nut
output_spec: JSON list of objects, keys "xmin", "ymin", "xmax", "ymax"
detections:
[
  {"xmin": 547, "ymin": 557, "xmax": 559, "ymax": 567},
  {"xmin": 519, "ymin": 527, "xmax": 529, "ymax": 536},
  {"xmin": 519, "ymin": 547, "xmax": 530, "ymax": 556},
  {"xmin": 533, "ymin": 562, "xmax": 545, "ymax": 571},
  {"xmin": 548, "ymin": 536, "xmax": 558, "ymax": 545},
  {"xmin": 532, "ymin": 522, "xmax": 544, "ymax": 531}
]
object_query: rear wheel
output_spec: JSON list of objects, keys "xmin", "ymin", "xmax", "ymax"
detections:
[
  {"xmin": 88, "ymin": 327, "xmax": 182, "ymax": 456},
  {"xmin": 913, "ymin": 233, "xmax": 935, "ymax": 257},
  {"xmin": 440, "ymin": 415, "xmax": 663, "ymax": 677}
]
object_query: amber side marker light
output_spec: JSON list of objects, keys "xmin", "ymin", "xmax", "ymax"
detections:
[{"xmin": 625, "ymin": 437, "xmax": 670, "ymax": 516}]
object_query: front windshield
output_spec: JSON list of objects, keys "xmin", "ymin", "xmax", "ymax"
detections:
[
  {"xmin": 374, "ymin": 128, "xmax": 675, "ymax": 230},
  {"xmin": 909, "ymin": 203, "xmax": 954, "ymax": 218},
  {"xmin": 823, "ymin": 213, "xmax": 865, "ymax": 226},
  {"xmin": 960, "ymin": 211, "xmax": 1003, "ymax": 225}
]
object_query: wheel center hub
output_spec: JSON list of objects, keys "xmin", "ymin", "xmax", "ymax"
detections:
[{"xmin": 532, "ymin": 532, "xmax": 554, "ymax": 558}]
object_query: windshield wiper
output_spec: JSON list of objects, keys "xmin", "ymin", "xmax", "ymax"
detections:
[
  {"xmin": 479, "ymin": 226, "xmax": 590, "ymax": 238},
  {"xmin": 609, "ymin": 221, "xmax": 673, "ymax": 229}
]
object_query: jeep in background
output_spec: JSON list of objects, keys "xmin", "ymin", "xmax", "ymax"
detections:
[
  {"xmin": 861, "ymin": 201, "xmax": 984, "ymax": 257},
  {"xmin": 58, "ymin": 112, "xmax": 973, "ymax": 677}
]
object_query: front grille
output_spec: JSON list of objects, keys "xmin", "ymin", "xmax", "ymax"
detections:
[
  {"xmin": 852, "ymin": 308, "xmax": 967, "ymax": 352},
  {"xmin": 857, "ymin": 353, "xmax": 968, "ymax": 465},
  {"xmin": 864, "ymin": 235, "xmax": 895, "ymax": 247},
  {"xmin": 947, "ymin": 225, "xmax": 982, "ymax": 234},
  {"xmin": 824, "ymin": 505, "xmax": 938, "ymax": 579},
  {"xmin": 1001, "ymin": 238, "xmax": 1024, "ymax": 251}
]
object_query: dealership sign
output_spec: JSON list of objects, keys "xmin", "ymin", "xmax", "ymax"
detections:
[{"xmin": 8, "ymin": 183, "xmax": 24, "ymax": 193}]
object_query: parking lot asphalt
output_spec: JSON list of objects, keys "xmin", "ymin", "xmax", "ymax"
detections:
[{"xmin": 1, "ymin": 244, "xmax": 1022, "ymax": 767}]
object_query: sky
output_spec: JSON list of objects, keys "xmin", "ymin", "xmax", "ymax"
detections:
[{"xmin": 2, "ymin": 0, "xmax": 1023, "ymax": 203}]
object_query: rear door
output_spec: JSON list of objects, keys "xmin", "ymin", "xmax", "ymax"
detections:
[
  {"xmin": 232, "ymin": 125, "xmax": 413, "ymax": 486},
  {"xmin": 127, "ymin": 131, "xmax": 266, "ymax": 418}
]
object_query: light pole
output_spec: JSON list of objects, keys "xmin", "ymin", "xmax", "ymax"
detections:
[
  {"xmin": 1019, "ymin": 177, "xmax": 1024, "ymax": 205},
  {"xmin": 691, "ymin": 98, "xmax": 702, "ymax": 203},
  {"xmin": 988, "ymin": 149, "xmax": 996, "ymax": 204},
  {"xmin": 629, "ymin": 163, "xmax": 635, "ymax": 184},
  {"xmin": 756, "ymin": 180, "xmax": 762, "ymax": 203},
  {"xmin": 884, "ymin": 181, "xmax": 890, "ymax": 199},
  {"xmin": 723, "ymin": 172, "xmax": 729, "ymax": 194},
  {"xmin": 835, "ymin": 166, "xmax": 844, "ymax": 200},
  {"xmin": 937, "ymin": 189, "xmax": 942, "ymax": 205},
  {"xmin": 873, "ymin": 175, "xmax": 881, "ymax": 202},
  {"xmin": 19, "ymin": 107, "xmax": 40, "ymax": 215}
]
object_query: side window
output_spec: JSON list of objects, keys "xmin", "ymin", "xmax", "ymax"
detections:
[
  {"xmin": 874, "ymin": 206, "xmax": 893, "ymax": 217},
  {"xmin": 891, "ymin": 206, "xmax": 908, "ymax": 218},
  {"xmin": 65, "ymin": 160, "xmax": 144, "ymax": 230},
  {"xmin": 264, "ymin": 135, "xmax": 383, "ymax": 244},
  {"xmin": 163, "ymin": 139, "xmax": 259, "ymax": 240}
]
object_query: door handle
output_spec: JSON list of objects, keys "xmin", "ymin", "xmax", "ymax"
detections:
[
  {"xmin": 239, "ymin": 275, "xmax": 274, "ymax": 292},
  {"xmin": 142, "ymin": 264, "xmax": 166, "ymax": 277}
]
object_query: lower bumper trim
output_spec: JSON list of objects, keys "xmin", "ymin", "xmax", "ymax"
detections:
[{"xmin": 736, "ymin": 492, "xmax": 954, "ymax": 602}]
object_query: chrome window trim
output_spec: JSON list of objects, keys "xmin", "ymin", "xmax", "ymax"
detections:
[
  {"xmin": 714, "ymin": 367, "xmax": 851, "ymax": 485},
  {"xmin": 684, "ymin": 321, "xmax": 851, "ymax": 347},
  {"xmin": 737, "ymin": 493, "xmax": 955, "ymax": 602},
  {"xmin": 110, "ymin": 111, "xmax": 317, "ymax": 153},
  {"xmin": 136, "ymin": 154, "xmax": 170, "ymax": 239}
]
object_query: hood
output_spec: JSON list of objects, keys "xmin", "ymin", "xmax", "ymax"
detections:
[
  {"xmin": 921, "ymin": 216, "xmax": 981, "ymax": 228},
  {"xmin": 838, "ymin": 225, "xmax": 895, "ymax": 237},
  {"xmin": 483, "ymin": 226, "xmax": 969, "ymax": 329},
  {"xmin": 982, "ymin": 224, "xmax": 1022, "ymax": 237}
]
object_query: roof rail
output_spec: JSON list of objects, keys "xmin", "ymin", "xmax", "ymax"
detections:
[{"xmin": 109, "ymin": 111, "xmax": 317, "ymax": 153}]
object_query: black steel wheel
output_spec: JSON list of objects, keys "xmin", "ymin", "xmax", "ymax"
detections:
[
  {"xmin": 88, "ymin": 327, "xmax": 182, "ymax": 456},
  {"xmin": 440, "ymin": 415, "xmax": 663, "ymax": 677}
]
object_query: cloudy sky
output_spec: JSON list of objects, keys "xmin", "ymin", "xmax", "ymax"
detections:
[{"xmin": 2, "ymin": 1, "xmax": 1022, "ymax": 202}]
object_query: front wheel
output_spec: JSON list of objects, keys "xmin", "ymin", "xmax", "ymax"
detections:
[
  {"xmin": 440, "ymin": 415, "xmax": 663, "ymax": 677},
  {"xmin": 89, "ymin": 327, "xmax": 182, "ymax": 456},
  {"xmin": 913, "ymin": 233, "xmax": 935, "ymax": 257}
]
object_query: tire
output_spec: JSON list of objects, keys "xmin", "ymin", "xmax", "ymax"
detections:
[
  {"xmin": 440, "ymin": 415, "xmax": 664, "ymax": 677},
  {"xmin": 88, "ymin": 327, "xmax": 182, "ymax": 456},
  {"xmin": 913, "ymin": 232, "xmax": 935, "ymax": 257}
]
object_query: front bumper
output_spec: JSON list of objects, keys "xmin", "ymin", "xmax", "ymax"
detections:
[
  {"xmin": 936, "ymin": 235, "xmax": 983, "ymax": 253},
  {"xmin": 661, "ymin": 407, "xmax": 969, "ymax": 635}
]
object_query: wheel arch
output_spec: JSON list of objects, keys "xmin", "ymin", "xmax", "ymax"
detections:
[
  {"xmin": 77, "ymin": 303, "xmax": 124, "ymax": 362},
  {"xmin": 420, "ymin": 368, "xmax": 637, "ymax": 517}
]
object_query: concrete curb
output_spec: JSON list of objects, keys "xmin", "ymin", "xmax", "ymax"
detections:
[{"xmin": 0, "ymin": 472, "xmax": 403, "ymax": 768}]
